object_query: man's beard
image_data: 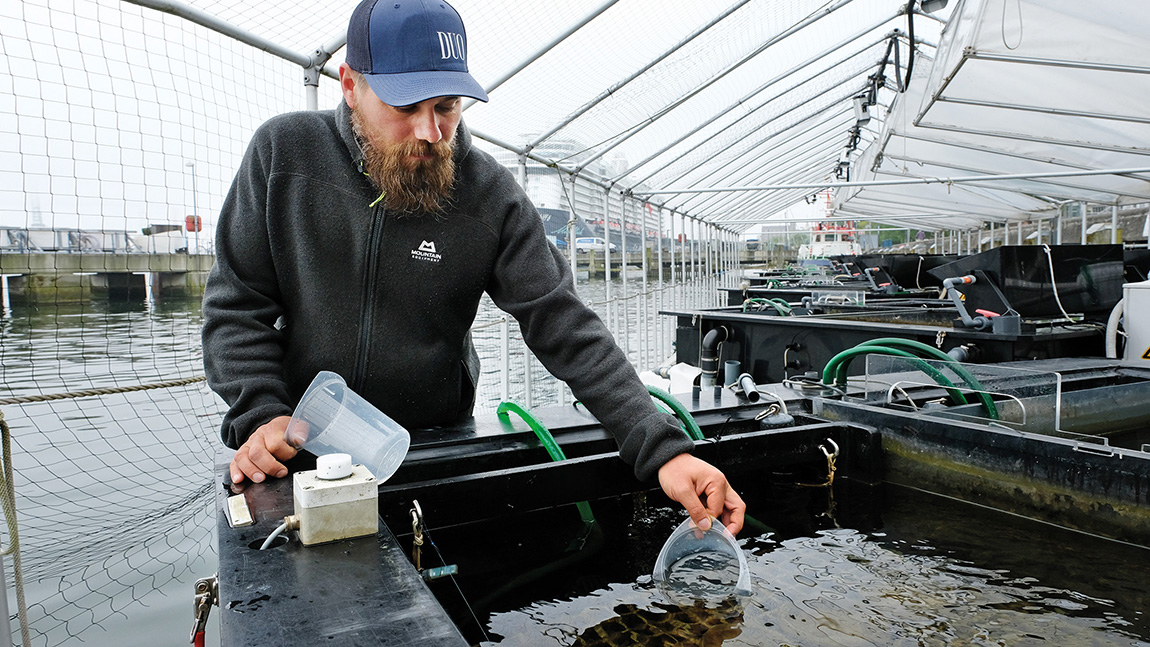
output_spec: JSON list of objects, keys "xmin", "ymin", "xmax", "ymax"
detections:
[{"xmin": 351, "ymin": 107, "xmax": 456, "ymax": 216}]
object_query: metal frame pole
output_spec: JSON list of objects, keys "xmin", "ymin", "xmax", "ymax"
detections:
[
  {"xmin": 640, "ymin": 201, "xmax": 649, "ymax": 370},
  {"xmin": 705, "ymin": 224, "xmax": 713, "ymax": 306},
  {"xmin": 464, "ymin": 0, "xmax": 622, "ymax": 110},
  {"xmin": 680, "ymin": 214, "xmax": 687, "ymax": 303},
  {"xmin": 568, "ymin": 174, "xmax": 578, "ymax": 289},
  {"xmin": 1080, "ymin": 201, "xmax": 1088, "ymax": 244},
  {"xmin": 657, "ymin": 207, "xmax": 665, "ymax": 365},
  {"xmin": 621, "ymin": 197, "xmax": 630, "ymax": 362},
  {"xmin": 500, "ymin": 318, "xmax": 509, "ymax": 402},
  {"xmin": 603, "ymin": 189, "xmax": 613, "ymax": 332},
  {"xmin": 1112, "ymin": 205, "xmax": 1119, "ymax": 244},
  {"xmin": 517, "ymin": 154, "xmax": 533, "ymax": 408}
]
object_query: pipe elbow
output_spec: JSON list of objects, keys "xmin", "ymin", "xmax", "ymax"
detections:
[
  {"xmin": 701, "ymin": 326, "xmax": 728, "ymax": 352},
  {"xmin": 947, "ymin": 343, "xmax": 982, "ymax": 363},
  {"xmin": 942, "ymin": 275, "xmax": 976, "ymax": 289},
  {"xmin": 699, "ymin": 326, "xmax": 729, "ymax": 387}
]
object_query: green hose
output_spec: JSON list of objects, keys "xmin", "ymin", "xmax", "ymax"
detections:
[
  {"xmin": 856, "ymin": 338, "xmax": 999, "ymax": 419},
  {"xmin": 822, "ymin": 346, "xmax": 970, "ymax": 407},
  {"xmin": 497, "ymin": 401, "xmax": 596, "ymax": 526},
  {"xmin": 741, "ymin": 298, "xmax": 771, "ymax": 312},
  {"xmin": 742, "ymin": 298, "xmax": 788, "ymax": 315},
  {"xmin": 645, "ymin": 385, "xmax": 704, "ymax": 441},
  {"xmin": 506, "ymin": 395, "xmax": 771, "ymax": 538},
  {"xmin": 768, "ymin": 298, "xmax": 793, "ymax": 314}
]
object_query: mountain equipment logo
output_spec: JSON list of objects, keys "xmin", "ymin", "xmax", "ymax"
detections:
[{"xmin": 411, "ymin": 240, "xmax": 442, "ymax": 263}]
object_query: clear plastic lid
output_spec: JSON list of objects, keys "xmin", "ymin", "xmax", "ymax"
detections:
[{"xmin": 651, "ymin": 517, "xmax": 752, "ymax": 605}]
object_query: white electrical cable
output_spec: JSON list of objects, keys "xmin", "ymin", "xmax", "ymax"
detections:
[
  {"xmin": 260, "ymin": 521, "xmax": 289, "ymax": 550},
  {"xmin": 755, "ymin": 389, "xmax": 789, "ymax": 414},
  {"xmin": 1043, "ymin": 245, "xmax": 1080, "ymax": 323},
  {"xmin": 1105, "ymin": 298, "xmax": 1125, "ymax": 359}
]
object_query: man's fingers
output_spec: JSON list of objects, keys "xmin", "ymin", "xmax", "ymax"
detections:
[
  {"xmin": 260, "ymin": 416, "xmax": 299, "ymax": 461},
  {"xmin": 262, "ymin": 428, "xmax": 295, "ymax": 457},
  {"xmin": 677, "ymin": 492, "xmax": 711, "ymax": 532},
  {"xmin": 230, "ymin": 449, "xmax": 264, "ymax": 484},
  {"xmin": 722, "ymin": 489, "xmax": 747, "ymax": 536},
  {"xmin": 703, "ymin": 479, "xmax": 728, "ymax": 521},
  {"xmin": 246, "ymin": 439, "xmax": 288, "ymax": 479},
  {"xmin": 229, "ymin": 461, "xmax": 244, "ymax": 484},
  {"xmin": 229, "ymin": 421, "xmax": 296, "ymax": 484}
]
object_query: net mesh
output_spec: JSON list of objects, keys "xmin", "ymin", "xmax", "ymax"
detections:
[{"xmin": 1, "ymin": 2, "xmax": 730, "ymax": 644}]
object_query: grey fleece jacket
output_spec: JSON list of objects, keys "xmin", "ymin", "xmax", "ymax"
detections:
[{"xmin": 201, "ymin": 101, "xmax": 693, "ymax": 481}]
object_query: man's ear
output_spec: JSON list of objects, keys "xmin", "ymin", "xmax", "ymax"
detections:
[{"xmin": 338, "ymin": 63, "xmax": 358, "ymax": 109}]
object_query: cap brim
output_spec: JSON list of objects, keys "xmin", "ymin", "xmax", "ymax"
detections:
[{"xmin": 362, "ymin": 70, "xmax": 489, "ymax": 107}]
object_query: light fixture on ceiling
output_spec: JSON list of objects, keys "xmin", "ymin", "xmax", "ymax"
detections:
[
  {"xmin": 852, "ymin": 96, "xmax": 871, "ymax": 126},
  {"xmin": 836, "ymin": 150, "xmax": 852, "ymax": 180},
  {"xmin": 920, "ymin": 0, "xmax": 948, "ymax": 13}
]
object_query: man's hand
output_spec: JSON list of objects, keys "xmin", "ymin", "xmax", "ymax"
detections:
[
  {"xmin": 657, "ymin": 453, "xmax": 746, "ymax": 536},
  {"xmin": 229, "ymin": 416, "xmax": 298, "ymax": 484}
]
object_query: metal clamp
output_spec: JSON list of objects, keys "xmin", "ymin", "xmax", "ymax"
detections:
[
  {"xmin": 795, "ymin": 438, "xmax": 840, "ymax": 489},
  {"xmin": 189, "ymin": 574, "xmax": 218, "ymax": 645},
  {"xmin": 753, "ymin": 404, "xmax": 782, "ymax": 420},
  {"xmin": 820, "ymin": 438, "xmax": 840, "ymax": 487},
  {"xmin": 821, "ymin": 437, "xmax": 840, "ymax": 459},
  {"xmin": 410, "ymin": 500, "xmax": 425, "ymax": 572}
]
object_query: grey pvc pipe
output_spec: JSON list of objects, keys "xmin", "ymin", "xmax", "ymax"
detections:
[{"xmin": 737, "ymin": 373, "xmax": 761, "ymax": 403}]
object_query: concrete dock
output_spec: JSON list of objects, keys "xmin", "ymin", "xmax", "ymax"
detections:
[{"xmin": 0, "ymin": 252, "xmax": 214, "ymax": 304}]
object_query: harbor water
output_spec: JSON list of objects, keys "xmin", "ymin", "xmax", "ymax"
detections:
[
  {"xmin": 0, "ymin": 272, "xmax": 713, "ymax": 647},
  {"xmin": 0, "ymin": 299, "xmax": 220, "ymax": 647}
]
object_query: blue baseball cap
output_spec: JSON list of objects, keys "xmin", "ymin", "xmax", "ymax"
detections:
[{"xmin": 345, "ymin": 0, "xmax": 489, "ymax": 106}]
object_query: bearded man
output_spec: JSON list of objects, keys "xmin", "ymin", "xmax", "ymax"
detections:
[{"xmin": 202, "ymin": 0, "xmax": 744, "ymax": 536}]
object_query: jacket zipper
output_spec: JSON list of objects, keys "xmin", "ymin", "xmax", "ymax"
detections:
[{"xmin": 352, "ymin": 201, "xmax": 385, "ymax": 391}]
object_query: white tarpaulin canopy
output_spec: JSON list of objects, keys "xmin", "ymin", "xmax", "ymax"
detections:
[
  {"xmin": 837, "ymin": 0, "xmax": 1150, "ymax": 231},
  {"xmin": 3, "ymin": 0, "xmax": 1148, "ymax": 235}
]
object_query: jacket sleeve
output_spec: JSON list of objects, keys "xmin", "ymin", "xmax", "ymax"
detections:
[
  {"xmin": 201, "ymin": 126, "xmax": 293, "ymax": 449},
  {"xmin": 484, "ymin": 186, "xmax": 694, "ymax": 482}
]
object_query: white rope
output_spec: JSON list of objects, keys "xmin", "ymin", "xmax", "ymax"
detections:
[{"xmin": 0, "ymin": 411, "xmax": 33, "ymax": 647}]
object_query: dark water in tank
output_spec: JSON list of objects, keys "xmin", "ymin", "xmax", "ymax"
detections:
[{"xmin": 416, "ymin": 481, "xmax": 1149, "ymax": 647}]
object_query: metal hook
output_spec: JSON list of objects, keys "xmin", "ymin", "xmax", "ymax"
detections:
[
  {"xmin": 820, "ymin": 437, "xmax": 840, "ymax": 459},
  {"xmin": 753, "ymin": 404, "xmax": 782, "ymax": 420},
  {"xmin": 410, "ymin": 500, "xmax": 425, "ymax": 571}
]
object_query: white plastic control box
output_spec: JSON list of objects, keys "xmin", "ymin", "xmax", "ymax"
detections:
[
  {"xmin": 292, "ymin": 463, "xmax": 377, "ymax": 546},
  {"xmin": 1124, "ymin": 280, "xmax": 1150, "ymax": 364}
]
